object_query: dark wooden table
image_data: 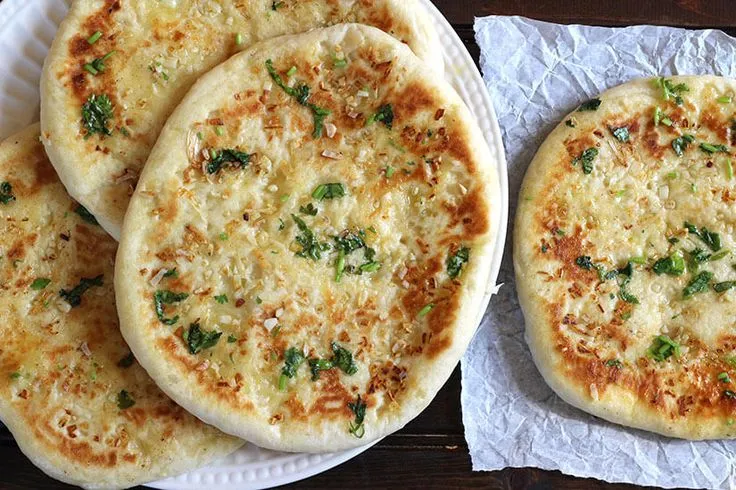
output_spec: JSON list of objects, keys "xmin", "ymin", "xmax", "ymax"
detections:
[{"xmin": 2, "ymin": 1, "xmax": 730, "ymax": 488}]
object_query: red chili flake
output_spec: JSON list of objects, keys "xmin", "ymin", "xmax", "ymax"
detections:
[{"xmin": 235, "ymin": 298, "xmax": 245, "ymax": 308}]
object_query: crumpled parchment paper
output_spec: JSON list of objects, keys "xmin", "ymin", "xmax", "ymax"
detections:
[{"xmin": 461, "ymin": 16, "xmax": 736, "ymax": 489}]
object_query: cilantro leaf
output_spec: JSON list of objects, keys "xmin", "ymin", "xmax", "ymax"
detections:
[
  {"xmin": 153, "ymin": 289, "xmax": 188, "ymax": 325},
  {"xmin": 367, "ymin": 104, "xmax": 394, "ymax": 129},
  {"xmin": 672, "ymin": 134, "xmax": 695, "ymax": 156},
  {"xmin": 117, "ymin": 390, "xmax": 135, "ymax": 409},
  {"xmin": 647, "ymin": 335, "xmax": 680, "ymax": 362},
  {"xmin": 571, "ymin": 148, "xmax": 598, "ymax": 174},
  {"xmin": 446, "ymin": 246, "xmax": 470, "ymax": 279},
  {"xmin": 81, "ymin": 94, "xmax": 113, "ymax": 137},
  {"xmin": 348, "ymin": 395, "xmax": 367, "ymax": 438},
  {"xmin": 577, "ymin": 98, "xmax": 601, "ymax": 111},
  {"xmin": 60, "ymin": 275, "xmax": 103, "ymax": 308},
  {"xmin": 206, "ymin": 148, "xmax": 251, "ymax": 174},
  {"xmin": 0, "ymin": 182, "xmax": 15, "ymax": 204},
  {"xmin": 74, "ymin": 204, "xmax": 99, "ymax": 225},
  {"xmin": 683, "ymin": 271, "xmax": 713, "ymax": 298},
  {"xmin": 184, "ymin": 322, "xmax": 222, "ymax": 354},
  {"xmin": 292, "ymin": 214, "xmax": 329, "ymax": 260}
]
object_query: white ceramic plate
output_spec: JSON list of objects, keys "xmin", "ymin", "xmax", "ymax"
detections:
[{"xmin": 0, "ymin": 0, "xmax": 508, "ymax": 488}]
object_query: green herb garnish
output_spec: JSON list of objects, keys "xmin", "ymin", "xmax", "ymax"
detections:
[
  {"xmin": 719, "ymin": 372, "xmax": 732, "ymax": 383},
  {"xmin": 714, "ymin": 281, "xmax": 736, "ymax": 293},
  {"xmin": 312, "ymin": 183, "xmax": 345, "ymax": 200},
  {"xmin": 87, "ymin": 31, "xmax": 102, "ymax": 44},
  {"xmin": 117, "ymin": 390, "xmax": 135, "ymax": 409},
  {"xmin": 299, "ymin": 203, "xmax": 318, "ymax": 216},
  {"xmin": 685, "ymin": 222, "xmax": 721, "ymax": 251},
  {"xmin": 117, "ymin": 352, "xmax": 135, "ymax": 368},
  {"xmin": 577, "ymin": 98, "xmax": 601, "ymax": 111},
  {"xmin": 611, "ymin": 126, "xmax": 630, "ymax": 143},
  {"xmin": 227, "ymin": 335, "xmax": 238, "ymax": 343},
  {"xmin": 266, "ymin": 59, "xmax": 331, "ymax": 138},
  {"xmin": 571, "ymin": 147, "xmax": 598, "ymax": 174},
  {"xmin": 163, "ymin": 268, "xmax": 178, "ymax": 278},
  {"xmin": 214, "ymin": 294, "xmax": 228, "ymax": 304},
  {"xmin": 655, "ymin": 77, "xmax": 689, "ymax": 105},
  {"xmin": 683, "ymin": 271, "xmax": 713, "ymax": 298},
  {"xmin": 279, "ymin": 347, "xmax": 305, "ymax": 390},
  {"xmin": 184, "ymin": 322, "xmax": 222, "ymax": 354},
  {"xmin": 700, "ymin": 142, "xmax": 730, "ymax": 154},
  {"xmin": 672, "ymin": 134, "xmax": 695, "ymax": 156},
  {"xmin": 0, "ymin": 182, "xmax": 14, "ymax": 205},
  {"xmin": 74, "ymin": 204, "xmax": 99, "ymax": 225},
  {"xmin": 348, "ymin": 394, "xmax": 367, "ymax": 438},
  {"xmin": 30, "ymin": 278, "xmax": 51, "ymax": 290},
  {"xmin": 81, "ymin": 94, "xmax": 113, "ymax": 138},
  {"xmin": 206, "ymin": 148, "xmax": 251, "ymax": 174},
  {"xmin": 271, "ymin": 1, "xmax": 284, "ymax": 9},
  {"xmin": 292, "ymin": 214, "xmax": 329, "ymax": 260},
  {"xmin": 446, "ymin": 246, "xmax": 470, "ymax": 279},
  {"xmin": 60, "ymin": 275, "xmax": 103, "ymax": 307},
  {"xmin": 366, "ymin": 104, "xmax": 394, "ymax": 129},
  {"xmin": 606, "ymin": 359, "xmax": 623, "ymax": 368},
  {"xmin": 654, "ymin": 107, "xmax": 673, "ymax": 126},
  {"xmin": 647, "ymin": 335, "xmax": 680, "ymax": 362},
  {"xmin": 153, "ymin": 289, "xmax": 188, "ymax": 325},
  {"xmin": 417, "ymin": 303, "xmax": 435, "ymax": 318},
  {"xmin": 83, "ymin": 51, "xmax": 115, "ymax": 75},
  {"xmin": 652, "ymin": 251, "xmax": 685, "ymax": 276}
]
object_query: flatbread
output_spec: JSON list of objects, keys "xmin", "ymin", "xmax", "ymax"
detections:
[
  {"xmin": 0, "ymin": 124, "xmax": 241, "ymax": 489},
  {"xmin": 40, "ymin": 0, "xmax": 443, "ymax": 240},
  {"xmin": 115, "ymin": 24, "xmax": 497, "ymax": 452},
  {"xmin": 516, "ymin": 75, "xmax": 736, "ymax": 439}
]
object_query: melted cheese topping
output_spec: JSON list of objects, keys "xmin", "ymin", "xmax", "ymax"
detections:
[
  {"xmin": 41, "ymin": 0, "xmax": 442, "ymax": 238},
  {"xmin": 0, "ymin": 126, "xmax": 239, "ymax": 488},
  {"xmin": 516, "ymin": 76, "xmax": 736, "ymax": 439},
  {"xmin": 116, "ymin": 25, "xmax": 495, "ymax": 452}
]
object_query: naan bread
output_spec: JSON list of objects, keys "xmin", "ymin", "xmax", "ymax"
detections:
[
  {"xmin": 0, "ymin": 124, "xmax": 241, "ymax": 489},
  {"xmin": 516, "ymin": 75, "xmax": 736, "ymax": 439},
  {"xmin": 40, "ymin": 0, "xmax": 443, "ymax": 239},
  {"xmin": 115, "ymin": 24, "xmax": 497, "ymax": 452}
]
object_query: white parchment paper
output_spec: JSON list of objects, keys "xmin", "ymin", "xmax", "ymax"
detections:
[{"xmin": 461, "ymin": 16, "xmax": 736, "ymax": 489}]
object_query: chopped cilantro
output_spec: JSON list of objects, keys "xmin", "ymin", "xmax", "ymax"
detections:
[
  {"xmin": 647, "ymin": 335, "xmax": 680, "ymax": 362},
  {"xmin": 611, "ymin": 126, "xmax": 630, "ymax": 143},
  {"xmin": 219, "ymin": 232, "xmax": 228, "ymax": 241},
  {"xmin": 714, "ymin": 281, "xmax": 736, "ymax": 293},
  {"xmin": 74, "ymin": 204, "xmax": 99, "ymax": 225},
  {"xmin": 279, "ymin": 347, "xmax": 305, "ymax": 390},
  {"xmin": 446, "ymin": 246, "xmax": 470, "ymax": 279},
  {"xmin": 206, "ymin": 148, "xmax": 251, "ymax": 174},
  {"xmin": 672, "ymin": 134, "xmax": 695, "ymax": 156},
  {"xmin": 385, "ymin": 165, "xmax": 395, "ymax": 179},
  {"xmin": 117, "ymin": 390, "xmax": 135, "ymax": 409},
  {"xmin": 685, "ymin": 222, "xmax": 721, "ymax": 251},
  {"xmin": 654, "ymin": 107, "xmax": 673, "ymax": 126},
  {"xmin": 278, "ymin": 218, "xmax": 285, "ymax": 231},
  {"xmin": 308, "ymin": 358, "xmax": 334, "ymax": 380},
  {"xmin": 214, "ymin": 294, "xmax": 228, "ymax": 304},
  {"xmin": 265, "ymin": 59, "xmax": 331, "ymax": 138},
  {"xmin": 366, "ymin": 104, "xmax": 394, "ymax": 129},
  {"xmin": 683, "ymin": 271, "xmax": 713, "ymax": 298},
  {"xmin": 184, "ymin": 322, "xmax": 222, "ymax": 354},
  {"xmin": 565, "ymin": 118, "xmax": 577, "ymax": 128},
  {"xmin": 0, "ymin": 182, "xmax": 15, "ymax": 204},
  {"xmin": 655, "ymin": 77, "xmax": 689, "ymax": 105},
  {"xmin": 60, "ymin": 275, "xmax": 103, "ymax": 308},
  {"xmin": 348, "ymin": 395, "xmax": 367, "ymax": 438},
  {"xmin": 153, "ymin": 289, "xmax": 188, "ymax": 325},
  {"xmin": 606, "ymin": 359, "xmax": 623, "ymax": 368},
  {"xmin": 81, "ymin": 94, "xmax": 113, "ymax": 138},
  {"xmin": 575, "ymin": 256, "xmax": 594, "ymax": 270},
  {"xmin": 30, "ymin": 278, "xmax": 51, "ymax": 290},
  {"xmin": 271, "ymin": 1, "xmax": 284, "ymax": 10},
  {"xmin": 117, "ymin": 352, "xmax": 135, "ymax": 368},
  {"xmin": 577, "ymin": 98, "xmax": 601, "ymax": 111},
  {"xmin": 227, "ymin": 335, "xmax": 238, "ymax": 343},
  {"xmin": 719, "ymin": 372, "xmax": 732, "ymax": 383},
  {"xmin": 299, "ymin": 203, "xmax": 318, "ymax": 216},
  {"xmin": 571, "ymin": 147, "xmax": 598, "ymax": 174},
  {"xmin": 312, "ymin": 183, "xmax": 345, "ymax": 200},
  {"xmin": 163, "ymin": 268, "xmax": 178, "ymax": 278},
  {"xmin": 726, "ymin": 390, "xmax": 736, "ymax": 399},
  {"xmin": 652, "ymin": 251, "xmax": 685, "ymax": 276},
  {"xmin": 292, "ymin": 214, "xmax": 329, "ymax": 260}
]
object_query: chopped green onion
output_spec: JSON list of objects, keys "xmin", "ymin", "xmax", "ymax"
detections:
[
  {"xmin": 385, "ymin": 166, "xmax": 395, "ymax": 179},
  {"xmin": 235, "ymin": 33, "xmax": 243, "ymax": 46},
  {"xmin": 215, "ymin": 126, "xmax": 225, "ymax": 136},
  {"xmin": 87, "ymin": 31, "xmax": 102, "ymax": 44},
  {"xmin": 727, "ymin": 159, "xmax": 734, "ymax": 180},
  {"xmin": 334, "ymin": 58, "xmax": 347, "ymax": 68},
  {"xmin": 286, "ymin": 66, "xmax": 297, "ymax": 77},
  {"xmin": 219, "ymin": 232, "xmax": 228, "ymax": 241},
  {"xmin": 30, "ymin": 278, "xmax": 51, "ymax": 290},
  {"xmin": 335, "ymin": 250, "xmax": 346, "ymax": 283},
  {"xmin": 719, "ymin": 372, "xmax": 732, "ymax": 383},
  {"xmin": 718, "ymin": 96, "xmax": 732, "ymax": 104}
]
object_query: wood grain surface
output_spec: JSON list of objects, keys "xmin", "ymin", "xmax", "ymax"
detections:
[{"xmin": 0, "ymin": 0, "xmax": 719, "ymax": 488}]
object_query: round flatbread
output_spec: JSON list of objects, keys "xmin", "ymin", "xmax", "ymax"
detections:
[
  {"xmin": 0, "ymin": 124, "xmax": 241, "ymax": 488},
  {"xmin": 40, "ymin": 0, "xmax": 443, "ymax": 240},
  {"xmin": 516, "ymin": 75, "xmax": 736, "ymax": 439},
  {"xmin": 115, "ymin": 24, "xmax": 497, "ymax": 452}
]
